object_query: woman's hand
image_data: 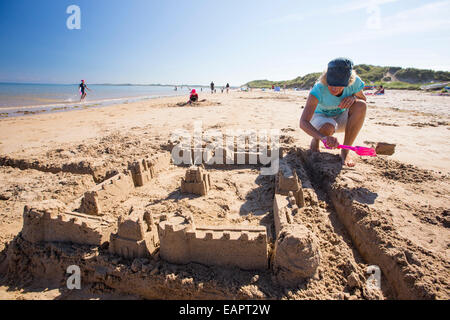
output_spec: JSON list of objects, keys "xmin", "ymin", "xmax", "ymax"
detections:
[
  {"xmin": 339, "ymin": 96, "xmax": 356, "ymax": 109},
  {"xmin": 322, "ymin": 136, "xmax": 339, "ymax": 149}
]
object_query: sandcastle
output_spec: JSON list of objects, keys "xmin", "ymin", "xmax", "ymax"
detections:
[
  {"xmin": 18, "ymin": 145, "xmax": 321, "ymax": 288},
  {"xmin": 180, "ymin": 165, "xmax": 211, "ymax": 196},
  {"xmin": 109, "ymin": 209, "xmax": 159, "ymax": 259}
]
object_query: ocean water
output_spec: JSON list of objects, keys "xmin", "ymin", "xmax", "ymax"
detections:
[{"xmin": 0, "ymin": 83, "xmax": 203, "ymax": 117}]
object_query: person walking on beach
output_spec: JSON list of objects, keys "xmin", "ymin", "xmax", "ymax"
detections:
[
  {"xmin": 79, "ymin": 80, "xmax": 91, "ymax": 102},
  {"xmin": 300, "ymin": 58, "xmax": 367, "ymax": 167},
  {"xmin": 210, "ymin": 81, "xmax": 215, "ymax": 94},
  {"xmin": 226, "ymin": 83, "xmax": 230, "ymax": 93}
]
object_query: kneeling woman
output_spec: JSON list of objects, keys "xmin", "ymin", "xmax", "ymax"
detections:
[{"xmin": 300, "ymin": 58, "xmax": 367, "ymax": 167}]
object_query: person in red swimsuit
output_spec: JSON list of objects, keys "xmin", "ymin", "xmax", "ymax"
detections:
[{"xmin": 188, "ymin": 89, "xmax": 199, "ymax": 104}]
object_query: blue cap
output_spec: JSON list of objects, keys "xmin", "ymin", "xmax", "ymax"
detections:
[{"xmin": 327, "ymin": 58, "xmax": 354, "ymax": 87}]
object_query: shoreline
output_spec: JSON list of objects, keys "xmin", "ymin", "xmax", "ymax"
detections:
[{"xmin": 0, "ymin": 92, "xmax": 190, "ymax": 118}]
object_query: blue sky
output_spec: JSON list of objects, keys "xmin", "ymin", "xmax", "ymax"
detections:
[{"xmin": 1, "ymin": 0, "xmax": 449, "ymax": 85}]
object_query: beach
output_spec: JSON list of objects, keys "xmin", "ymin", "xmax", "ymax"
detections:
[
  {"xmin": 0, "ymin": 89, "xmax": 449, "ymax": 172},
  {"xmin": 0, "ymin": 89, "xmax": 449, "ymax": 300}
]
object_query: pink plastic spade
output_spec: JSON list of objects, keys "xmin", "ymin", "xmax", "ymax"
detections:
[{"xmin": 322, "ymin": 139, "xmax": 377, "ymax": 157}]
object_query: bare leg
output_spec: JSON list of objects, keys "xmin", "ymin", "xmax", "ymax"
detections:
[
  {"xmin": 341, "ymin": 101, "xmax": 367, "ymax": 167},
  {"xmin": 310, "ymin": 123, "xmax": 335, "ymax": 152}
]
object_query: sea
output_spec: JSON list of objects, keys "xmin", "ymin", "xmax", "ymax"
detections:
[{"xmin": 0, "ymin": 83, "xmax": 205, "ymax": 117}]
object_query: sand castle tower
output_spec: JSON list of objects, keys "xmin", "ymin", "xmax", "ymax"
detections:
[
  {"xmin": 181, "ymin": 165, "xmax": 212, "ymax": 196},
  {"xmin": 109, "ymin": 210, "xmax": 158, "ymax": 259}
]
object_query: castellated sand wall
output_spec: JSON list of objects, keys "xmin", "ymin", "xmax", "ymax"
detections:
[
  {"xmin": 18, "ymin": 150, "xmax": 321, "ymax": 281},
  {"xmin": 276, "ymin": 159, "xmax": 305, "ymax": 210},
  {"xmin": 22, "ymin": 152, "xmax": 171, "ymax": 250},
  {"xmin": 75, "ymin": 152, "xmax": 171, "ymax": 215},
  {"xmin": 128, "ymin": 153, "xmax": 172, "ymax": 187},
  {"xmin": 158, "ymin": 216, "xmax": 268, "ymax": 270},
  {"xmin": 271, "ymin": 160, "xmax": 321, "ymax": 286},
  {"xmin": 22, "ymin": 200, "xmax": 114, "ymax": 246},
  {"xmin": 273, "ymin": 159, "xmax": 305, "ymax": 236},
  {"xmin": 78, "ymin": 173, "xmax": 135, "ymax": 215}
]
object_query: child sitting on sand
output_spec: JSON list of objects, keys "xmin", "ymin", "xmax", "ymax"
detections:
[
  {"xmin": 300, "ymin": 58, "xmax": 367, "ymax": 167},
  {"xmin": 188, "ymin": 89, "xmax": 199, "ymax": 104},
  {"xmin": 375, "ymin": 85, "xmax": 385, "ymax": 95}
]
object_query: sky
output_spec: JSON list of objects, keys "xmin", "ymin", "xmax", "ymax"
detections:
[{"xmin": 0, "ymin": 0, "xmax": 449, "ymax": 85}]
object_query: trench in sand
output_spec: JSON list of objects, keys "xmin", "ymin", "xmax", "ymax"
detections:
[{"xmin": 298, "ymin": 149, "xmax": 449, "ymax": 300}]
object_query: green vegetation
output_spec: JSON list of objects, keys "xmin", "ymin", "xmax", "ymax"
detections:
[
  {"xmin": 246, "ymin": 73, "xmax": 322, "ymax": 89},
  {"xmin": 373, "ymin": 81, "xmax": 421, "ymax": 90},
  {"xmin": 245, "ymin": 65, "xmax": 450, "ymax": 90},
  {"xmin": 395, "ymin": 68, "xmax": 450, "ymax": 83},
  {"xmin": 245, "ymin": 80, "xmax": 274, "ymax": 88}
]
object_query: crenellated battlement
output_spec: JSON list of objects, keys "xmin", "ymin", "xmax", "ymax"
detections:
[
  {"xmin": 128, "ymin": 159, "xmax": 155, "ymax": 187},
  {"xmin": 158, "ymin": 217, "xmax": 268, "ymax": 270},
  {"xmin": 22, "ymin": 200, "xmax": 114, "ymax": 246}
]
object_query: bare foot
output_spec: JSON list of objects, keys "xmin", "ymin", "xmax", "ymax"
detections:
[
  {"xmin": 310, "ymin": 138, "xmax": 320, "ymax": 152},
  {"xmin": 341, "ymin": 149, "xmax": 356, "ymax": 167}
]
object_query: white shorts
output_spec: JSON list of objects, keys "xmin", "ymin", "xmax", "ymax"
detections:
[{"xmin": 310, "ymin": 110, "xmax": 348, "ymax": 133}]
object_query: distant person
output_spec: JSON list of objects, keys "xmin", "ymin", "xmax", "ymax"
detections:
[
  {"xmin": 374, "ymin": 85, "xmax": 385, "ymax": 95},
  {"xmin": 210, "ymin": 81, "xmax": 215, "ymax": 94},
  {"xmin": 174, "ymin": 86, "xmax": 178, "ymax": 91},
  {"xmin": 272, "ymin": 85, "xmax": 275, "ymax": 90},
  {"xmin": 226, "ymin": 83, "xmax": 230, "ymax": 93},
  {"xmin": 188, "ymin": 89, "xmax": 199, "ymax": 104},
  {"xmin": 221, "ymin": 87, "xmax": 224, "ymax": 93},
  {"xmin": 79, "ymin": 80, "xmax": 91, "ymax": 101},
  {"xmin": 300, "ymin": 58, "xmax": 367, "ymax": 167}
]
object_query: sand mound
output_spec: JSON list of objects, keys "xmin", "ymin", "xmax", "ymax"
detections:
[{"xmin": 273, "ymin": 224, "xmax": 321, "ymax": 285}]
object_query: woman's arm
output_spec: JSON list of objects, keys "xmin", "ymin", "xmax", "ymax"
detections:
[{"xmin": 300, "ymin": 94, "xmax": 327, "ymax": 141}]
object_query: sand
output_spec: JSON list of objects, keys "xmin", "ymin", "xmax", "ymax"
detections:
[
  {"xmin": 0, "ymin": 89, "xmax": 448, "ymax": 300},
  {"xmin": 0, "ymin": 90, "xmax": 448, "ymax": 173}
]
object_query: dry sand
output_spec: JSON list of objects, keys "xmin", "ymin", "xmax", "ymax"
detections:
[{"xmin": 0, "ymin": 89, "xmax": 448, "ymax": 300}]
